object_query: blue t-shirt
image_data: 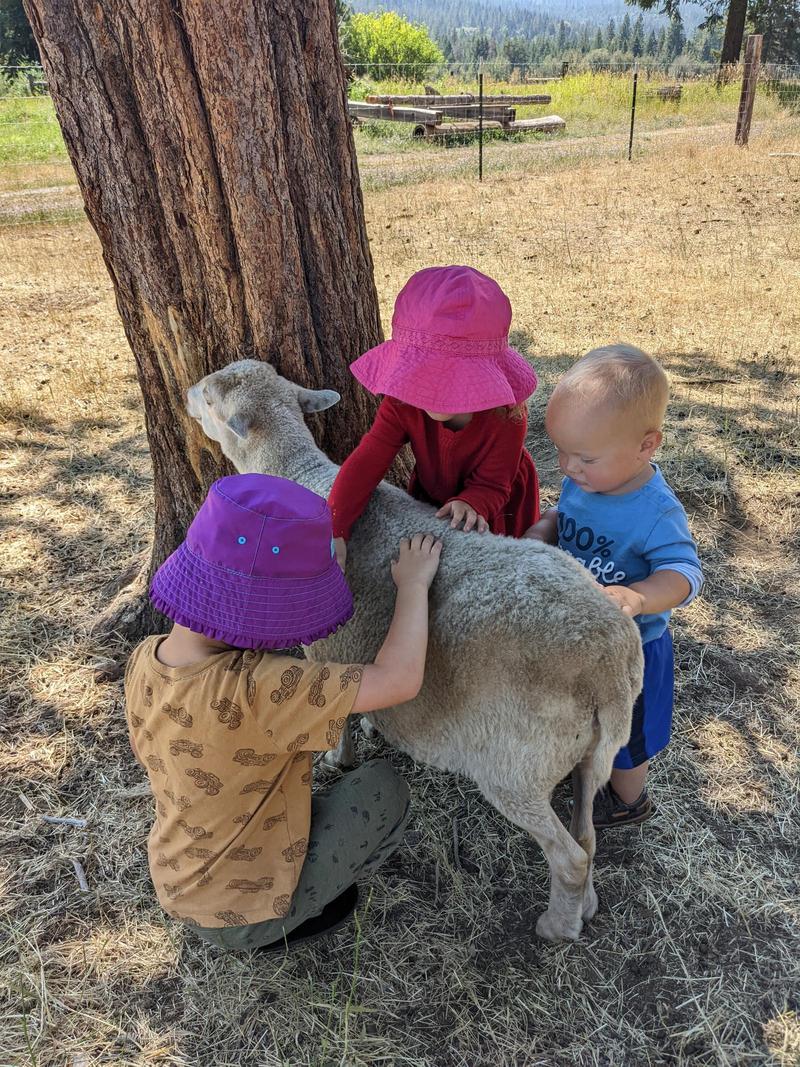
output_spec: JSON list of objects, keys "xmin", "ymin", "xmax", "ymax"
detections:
[{"xmin": 557, "ymin": 465, "xmax": 703, "ymax": 645}]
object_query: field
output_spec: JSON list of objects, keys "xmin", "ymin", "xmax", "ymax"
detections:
[{"xmin": 1, "ymin": 88, "xmax": 800, "ymax": 1066}]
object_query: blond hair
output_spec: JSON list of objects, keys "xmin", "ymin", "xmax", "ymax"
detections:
[{"xmin": 551, "ymin": 344, "xmax": 669, "ymax": 431}]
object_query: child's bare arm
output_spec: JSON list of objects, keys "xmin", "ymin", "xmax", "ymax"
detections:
[
  {"xmin": 603, "ymin": 570, "xmax": 691, "ymax": 617},
  {"xmin": 352, "ymin": 534, "xmax": 442, "ymax": 713},
  {"xmin": 523, "ymin": 507, "xmax": 559, "ymax": 544},
  {"xmin": 605, "ymin": 507, "xmax": 701, "ymax": 617}
]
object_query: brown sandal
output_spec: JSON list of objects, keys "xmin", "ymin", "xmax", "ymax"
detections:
[{"xmin": 593, "ymin": 785, "xmax": 654, "ymax": 828}]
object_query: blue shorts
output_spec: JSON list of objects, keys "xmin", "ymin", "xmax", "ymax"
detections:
[{"xmin": 614, "ymin": 629, "xmax": 674, "ymax": 770}]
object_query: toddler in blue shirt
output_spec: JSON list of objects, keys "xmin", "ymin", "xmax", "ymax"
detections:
[{"xmin": 526, "ymin": 344, "xmax": 702, "ymax": 828}]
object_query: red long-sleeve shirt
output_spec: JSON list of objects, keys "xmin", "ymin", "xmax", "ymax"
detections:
[{"xmin": 328, "ymin": 397, "xmax": 540, "ymax": 540}]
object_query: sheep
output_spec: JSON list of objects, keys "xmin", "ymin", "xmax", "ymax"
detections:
[{"xmin": 186, "ymin": 359, "xmax": 643, "ymax": 941}]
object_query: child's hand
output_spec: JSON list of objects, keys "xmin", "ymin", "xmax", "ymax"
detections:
[
  {"xmin": 435, "ymin": 499, "xmax": 488, "ymax": 533},
  {"xmin": 602, "ymin": 585, "xmax": 646, "ymax": 617},
  {"xmin": 391, "ymin": 533, "xmax": 443, "ymax": 590},
  {"xmin": 333, "ymin": 536, "xmax": 347, "ymax": 573}
]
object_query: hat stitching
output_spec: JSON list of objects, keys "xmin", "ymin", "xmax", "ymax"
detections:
[
  {"xmin": 180, "ymin": 542, "xmax": 337, "ymax": 582},
  {"xmin": 248, "ymin": 511, "xmax": 268, "ymax": 579},
  {"xmin": 214, "ymin": 480, "xmax": 328, "ymax": 521}
]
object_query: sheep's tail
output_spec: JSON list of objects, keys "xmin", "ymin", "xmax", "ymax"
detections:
[{"xmin": 581, "ymin": 703, "xmax": 619, "ymax": 787}]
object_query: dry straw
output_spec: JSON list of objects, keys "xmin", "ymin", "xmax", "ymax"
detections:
[{"xmin": 0, "ymin": 125, "xmax": 798, "ymax": 1065}]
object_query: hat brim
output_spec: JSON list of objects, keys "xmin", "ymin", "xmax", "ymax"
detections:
[
  {"xmin": 150, "ymin": 542, "xmax": 353, "ymax": 650},
  {"xmin": 350, "ymin": 339, "xmax": 537, "ymax": 413}
]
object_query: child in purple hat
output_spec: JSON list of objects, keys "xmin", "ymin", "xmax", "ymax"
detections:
[
  {"xmin": 124, "ymin": 473, "xmax": 442, "ymax": 952},
  {"xmin": 328, "ymin": 266, "xmax": 541, "ymax": 567}
]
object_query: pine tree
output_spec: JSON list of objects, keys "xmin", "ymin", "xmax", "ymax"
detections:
[
  {"xmin": 606, "ymin": 17, "xmax": 616, "ymax": 50},
  {"xmin": 0, "ymin": 0, "xmax": 37, "ymax": 61},
  {"xmin": 503, "ymin": 34, "xmax": 528, "ymax": 67},
  {"xmin": 631, "ymin": 14, "xmax": 645, "ymax": 56},
  {"xmin": 594, "ymin": 26, "xmax": 604, "ymax": 49},
  {"xmin": 751, "ymin": 0, "xmax": 800, "ymax": 63},
  {"xmin": 619, "ymin": 12, "xmax": 632, "ymax": 50},
  {"xmin": 473, "ymin": 31, "xmax": 490, "ymax": 60},
  {"xmin": 645, "ymin": 28, "xmax": 659, "ymax": 55},
  {"xmin": 662, "ymin": 18, "xmax": 685, "ymax": 60}
]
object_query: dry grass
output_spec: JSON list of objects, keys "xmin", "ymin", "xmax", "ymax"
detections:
[{"xmin": 1, "ymin": 128, "xmax": 799, "ymax": 1066}]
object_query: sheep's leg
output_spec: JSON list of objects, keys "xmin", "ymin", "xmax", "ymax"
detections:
[
  {"xmin": 488, "ymin": 790, "xmax": 589, "ymax": 941},
  {"xmin": 570, "ymin": 759, "xmax": 599, "ymax": 922},
  {"xmin": 323, "ymin": 718, "xmax": 356, "ymax": 770}
]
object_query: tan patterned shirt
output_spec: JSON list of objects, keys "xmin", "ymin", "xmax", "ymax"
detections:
[{"xmin": 124, "ymin": 637, "xmax": 363, "ymax": 928}]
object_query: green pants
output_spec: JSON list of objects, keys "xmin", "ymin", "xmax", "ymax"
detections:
[{"xmin": 193, "ymin": 759, "xmax": 411, "ymax": 952}]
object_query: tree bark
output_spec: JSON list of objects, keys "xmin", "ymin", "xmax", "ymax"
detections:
[
  {"xmin": 23, "ymin": 0, "xmax": 383, "ymax": 640},
  {"xmin": 720, "ymin": 0, "xmax": 749, "ymax": 67}
]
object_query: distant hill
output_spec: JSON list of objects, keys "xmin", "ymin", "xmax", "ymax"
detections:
[{"xmin": 349, "ymin": 0, "xmax": 706, "ymax": 36}]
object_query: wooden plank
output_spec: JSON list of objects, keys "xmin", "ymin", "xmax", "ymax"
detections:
[
  {"xmin": 347, "ymin": 101, "xmax": 441, "ymax": 124},
  {"xmin": 484, "ymin": 95, "xmax": 550, "ymax": 106},
  {"xmin": 423, "ymin": 121, "xmax": 505, "ymax": 139},
  {"xmin": 367, "ymin": 94, "xmax": 475, "ymax": 106},
  {"xmin": 365, "ymin": 93, "xmax": 551, "ymax": 107},
  {"xmin": 507, "ymin": 115, "xmax": 566, "ymax": 133},
  {"xmin": 432, "ymin": 105, "xmax": 515, "ymax": 122}
]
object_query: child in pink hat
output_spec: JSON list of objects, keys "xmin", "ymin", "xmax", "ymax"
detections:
[
  {"xmin": 124, "ymin": 473, "xmax": 442, "ymax": 953},
  {"xmin": 328, "ymin": 266, "xmax": 540, "ymax": 562}
]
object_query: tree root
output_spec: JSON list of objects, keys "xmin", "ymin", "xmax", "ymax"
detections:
[{"xmin": 91, "ymin": 556, "xmax": 165, "ymax": 649}]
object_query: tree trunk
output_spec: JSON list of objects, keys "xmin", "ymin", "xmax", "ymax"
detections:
[
  {"xmin": 23, "ymin": 0, "xmax": 383, "ymax": 640},
  {"xmin": 720, "ymin": 0, "xmax": 749, "ymax": 67}
]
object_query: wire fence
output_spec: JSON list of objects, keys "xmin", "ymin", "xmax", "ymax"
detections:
[
  {"xmin": 1, "ymin": 53, "xmax": 799, "ymax": 224},
  {"xmin": 346, "ymin": 56, "xmax": 800, "ymax": 190}
]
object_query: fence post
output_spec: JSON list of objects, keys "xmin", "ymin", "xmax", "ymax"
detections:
[
  {"xmin": 735, "ymin": 34, "xmax": 763, "ymax": 146},
  {"xmin": 628, "ymin": 63, "xmax": 639, "ymax": 162},
  {"xmin": 478, "ymin": 66, "xmax": 484, "ymax": 183}
]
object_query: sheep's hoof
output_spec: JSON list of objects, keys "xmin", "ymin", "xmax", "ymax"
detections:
[
  {"xmin": 535, "ymin": 909, "xmax": 583, "ymax": 942},
  {"xmin": 322, "ymin": 750, "xmax": 354, "ymax": 771},
  {"xmin": 360, "ymin": 716, "xmax": 379, "ymax": 740},
  {"xmin": 582, "ymin": 884, "xmax": 599, "ymax": 922}
]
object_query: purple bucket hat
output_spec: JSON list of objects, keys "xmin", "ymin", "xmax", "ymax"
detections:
[
  {"xmin": 150, "ymin": 474, "xmax": 353, "ymax": 650},
  {"xmin": 350, "ymin": 265, "xmax": 538, "ymax": 414}
]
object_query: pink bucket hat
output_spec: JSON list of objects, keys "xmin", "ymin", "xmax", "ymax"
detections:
[
  {"xmin": 150, "ymin": 474, "xmax": 353, "ymax": 650},
  {"xmin": 350, "ymin": 265, "xmax": 537, "ymax": 414}
]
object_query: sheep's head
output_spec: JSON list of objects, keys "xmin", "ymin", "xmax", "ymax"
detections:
[{"xmin": 187, "ymin": 359, "xmax": 340, "ymax": 458}]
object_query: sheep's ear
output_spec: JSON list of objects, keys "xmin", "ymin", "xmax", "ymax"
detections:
[
  {"xmin": 226, "ymin": 414, "xmax": 251, "ymax": 440},
  {"xmin": 297, "ymin": 387, "xmax": 340, "ymax": 413}
]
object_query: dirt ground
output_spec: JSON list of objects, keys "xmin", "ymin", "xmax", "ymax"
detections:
[{"xmin": 1, "ymin": 129, "xmax": 799, "ymax": 1066}]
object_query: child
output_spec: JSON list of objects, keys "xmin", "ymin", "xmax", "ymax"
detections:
[
  {"xmin": 525, "ymin": 345, "xmax": 702, "ymax": 828},
  {"xmin": 124, "ymin": 472, "xmax": 442, "ymax": 952},
  {"xmin": 328, "ymin": 265, "xmax": 540, "ymax": 566}
]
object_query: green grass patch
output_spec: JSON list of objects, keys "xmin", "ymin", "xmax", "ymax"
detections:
[
  {"xmin": 0, "ymin": 96, "xmax": 67, "ymax": 164},
  {"xmin": 0, "ymin": 206, "xmax": 84, "ymax": 229},
  {"xmin": 0, "ymin": 73, "xmax": 793, "ymax": 173},
  {"xmin": 348, "ymin": 70, "xmax": 789, "ymax": 144}
]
